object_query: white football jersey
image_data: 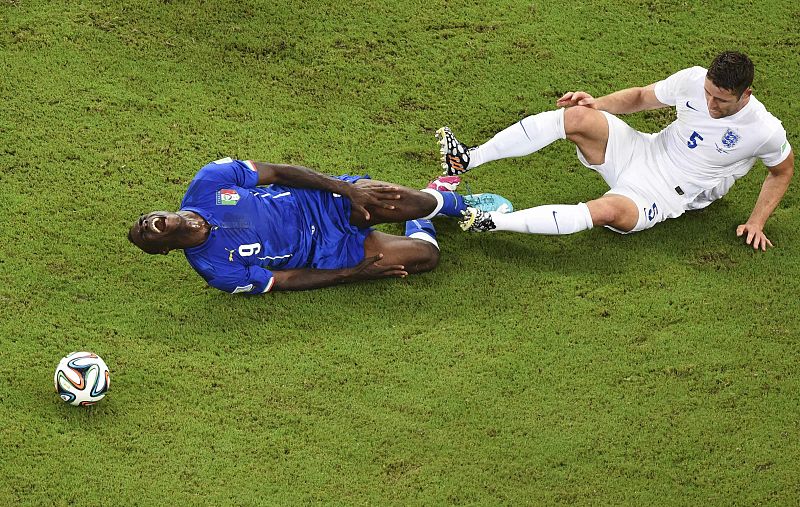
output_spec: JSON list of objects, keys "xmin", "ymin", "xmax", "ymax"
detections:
[{"xmin": 653, "ymin": 66, "xmax": 791, "ymax": 209}]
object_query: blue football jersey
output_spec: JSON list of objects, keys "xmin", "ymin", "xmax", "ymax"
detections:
[{"xmin": 180, "ymin": 158, "xmax": 370, "ymax": 294}]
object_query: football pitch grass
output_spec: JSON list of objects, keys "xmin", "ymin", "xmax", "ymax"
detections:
[{"xmin": 2, "ymin": 0, "xmax": 799, "ymax": 504}]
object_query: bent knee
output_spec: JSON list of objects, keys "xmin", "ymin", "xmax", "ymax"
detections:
[
  {"xmin": 564, "ymin": 105, "xmax": 605, "ymax": 136},
  {"xmin": 406, "ymin": 241, "xmax": 440, "ymax": 274},
  {"xmin": 587, "ymin": 196, "xmax": 639, "ymax": 231},
  {"xmin": 587, "ymin": 202, "xmax": 617, "ymax": 225}
]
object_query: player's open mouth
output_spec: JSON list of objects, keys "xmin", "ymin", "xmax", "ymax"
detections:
[{"xmin": 149, "ymin": 216, "xmax": 166, "ymax": 234}]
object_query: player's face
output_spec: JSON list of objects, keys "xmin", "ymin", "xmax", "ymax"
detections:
[
  {"xmin": 703, "ymin": 78, "xmax": 750, "ymax": 119},
  {"xmin": 128, "ymin": 211, "xmax": 183, "ymax": 254}
]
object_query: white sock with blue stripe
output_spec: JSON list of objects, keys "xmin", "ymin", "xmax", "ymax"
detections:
[
  {"xmin": 490, "ymin": 203, "xmax": 593, "ymax": 234},
  {"xmin": 469, "ymin": 109, "xmax": 567, "ymax": 168},
  {"xmin": 405, "ymin": 219, "xmax": 439, "ymax": 249}
]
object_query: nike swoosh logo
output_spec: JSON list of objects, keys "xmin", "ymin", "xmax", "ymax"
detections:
[
  {"xmin": 552, "ymin": 210, "xmax": 560, "ymax": 233},
  {"xmin": 686, "ymin": 101, "xmax": 699, "ymax": 111}
]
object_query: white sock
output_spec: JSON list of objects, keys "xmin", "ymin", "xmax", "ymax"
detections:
[
  {"xmin": 490, "ymin": 202, "xmax": 593, "ymax": 235},
  {"xmin": 419, "ymin": 188, "xmax": 443, "ymax": 219},
  {"xmin": 408, "ymin": 232, "xmax": 439, "ymax": 249},
  {"xmin": 469, "ymin": 109, "xmax": 567, "ymax": 168}
]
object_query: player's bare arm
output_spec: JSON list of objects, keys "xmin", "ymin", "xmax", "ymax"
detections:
[
  {"xmin": 269, "ymin": 254, "xmax": 408, "ymax": 291},
  {"xmin": 737, "ymin": 149, "xmax": 794, "ymax": 251},
  {"xmin": 557, "ymin": 83, "xmax": 667, "ymax": 114},
  {"xmin": 253, "ymin": 161, "xmax": 401, "ymax": 220}
]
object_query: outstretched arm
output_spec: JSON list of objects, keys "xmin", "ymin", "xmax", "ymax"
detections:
[
  {"xmin": 737, "ymin": 150, "xmax": 794, "ymax": 251},
  {"xmin": 557, "ymin": 83, "xmax": 668, "ymax": 114},
  {"xmin": 253, "ymin": 161, "xmax": 400, "ymax": 220},
  {"xmin": 270, "ymin": 254, "xmax": 408, "ymax": 291}
]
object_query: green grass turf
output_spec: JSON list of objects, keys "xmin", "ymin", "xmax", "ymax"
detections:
[{"xmin": 2, "ymin": 0, "xmax": 799, "ymax": 504}]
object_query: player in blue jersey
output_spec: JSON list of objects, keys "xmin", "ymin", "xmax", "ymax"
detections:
[{"xmin": 128, "ymin": 158, "xmax": 473, "ymax": 293}]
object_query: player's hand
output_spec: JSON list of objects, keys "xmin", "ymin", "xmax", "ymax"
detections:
[
  {"xmin": 736, "ymin": 223, "xmax": 774, "ymax": 251},
  {"xmin": 346, "ymin": 184, "xmax": 402, "ymax": 221},
  {"xmin": 556, "ymin": 91, "xmax": 597, "ymax": 108},
  {"xmin": 349, "ymin": 254, "xmax": 408, "ymax": 280}
]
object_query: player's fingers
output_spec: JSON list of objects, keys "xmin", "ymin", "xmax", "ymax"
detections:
[
  {"xmin": 382, "ymin": 189, "xmax": 403, "ymax": 198},
  {"xmin": 736, "ymin": 225, "xmax": 745, "ymax": 236},
  {"xmin": 374, "ymin": 188, "xmax": 402, "ymax": 199},
  {"xmin": 746, "ymin": 230, "xmax": 755, "ymax": 245},
  {"xmin": 557, "ymin": 92, "xmax": 573, "ymax": 103},
  {"xmin": 383, "ymin": 268, "xmax": 408, "ymax": 278},
  {"xmin": 364, "ymin": 195, "xmax": 398, "ymax": 210},
  {"xmin": 756, "ymin": 234, "xmax": 768, "ymax": 251},
  {"xmin": 766, "ymin": 237, "xmax": 774, "ymax": 248},
  {"xmin": 370, "ymin": 263, "xmax": 405, "ymax": 275},
  {"xmin": 354, "ymin": 205, "xmax": 370, "ymax": 220},
  {"xmin": 364, "ymin": 189, "xmax": 401, "ymax": 204}
]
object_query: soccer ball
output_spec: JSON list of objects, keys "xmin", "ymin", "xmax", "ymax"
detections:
[{"xmin": 54, "ymin": 352, "xmax": 110, "ymax": 406}]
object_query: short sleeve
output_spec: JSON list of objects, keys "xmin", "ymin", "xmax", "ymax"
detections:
[
  {"xmin": 756, "ymin": 128, "xmax": 792, "ymax": 168},
  {"xmin": 208, "ymin": 265, "xmax": 276, "ymax": 295},
  {"xmin": 654, "ymin": 66, "xmax": 705, "ymax": 106},
  {"xmin": 191, "ymin": 158, "xmax": 259, "ymax": 189}
]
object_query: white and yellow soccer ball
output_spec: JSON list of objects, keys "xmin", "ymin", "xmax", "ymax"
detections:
[{"xmin": 54, "ymin": 352, "xmax": 110, "ymax": 406}]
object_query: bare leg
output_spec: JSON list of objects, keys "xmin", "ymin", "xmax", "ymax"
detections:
[
  {"xmin": 586, "ymin": 194, "xmax": 639, "ymax": 232},
  {"xmin": 563, "ymin": 105, "xmax": 610, "ymax": 165},
  {"xmin": 349, "ymin": 179, "xmax": 438, "ymax": 229},
  {"xmin": 363, "ymin": 231, "xmax": 439, "ymax": 274}
]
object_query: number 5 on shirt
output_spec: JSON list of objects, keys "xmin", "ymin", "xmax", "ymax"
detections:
[{"xmin": 687, "ymin": 131, "xmax": 704, "ymax": 149}]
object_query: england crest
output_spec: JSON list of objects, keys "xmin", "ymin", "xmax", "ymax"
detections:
[{"xmin": 721, "ymin": 128, "xmax": 740, "ymax": 149}]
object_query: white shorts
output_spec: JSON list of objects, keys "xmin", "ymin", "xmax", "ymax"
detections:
[{"xmin": 576, "ymin": 112, "xmax": 685, "ymax": 234}]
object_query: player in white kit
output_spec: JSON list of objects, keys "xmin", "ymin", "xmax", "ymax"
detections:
[{"xmin": 438, "ymin": 51, "xmax": 793, "ymax": 251}]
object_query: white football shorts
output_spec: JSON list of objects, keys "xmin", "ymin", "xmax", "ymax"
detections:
[{"xmin": 576, "ymin": 111, "xmax": 685, "ymax": 234}]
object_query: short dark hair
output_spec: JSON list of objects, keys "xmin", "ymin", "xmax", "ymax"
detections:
[{"xmin": 707, "ymin": 51, "xmax": 754, "ymax": 98}]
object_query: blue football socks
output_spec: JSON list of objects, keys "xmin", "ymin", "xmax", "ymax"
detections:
[{"xmin": 420, "ymin": 189, "xmax": 467, "ymax": 218}]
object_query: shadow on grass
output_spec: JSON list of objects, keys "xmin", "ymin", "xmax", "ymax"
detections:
[{"xmin": 443, "ymin": 198, "xmax": 750, "ymax": 277}]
